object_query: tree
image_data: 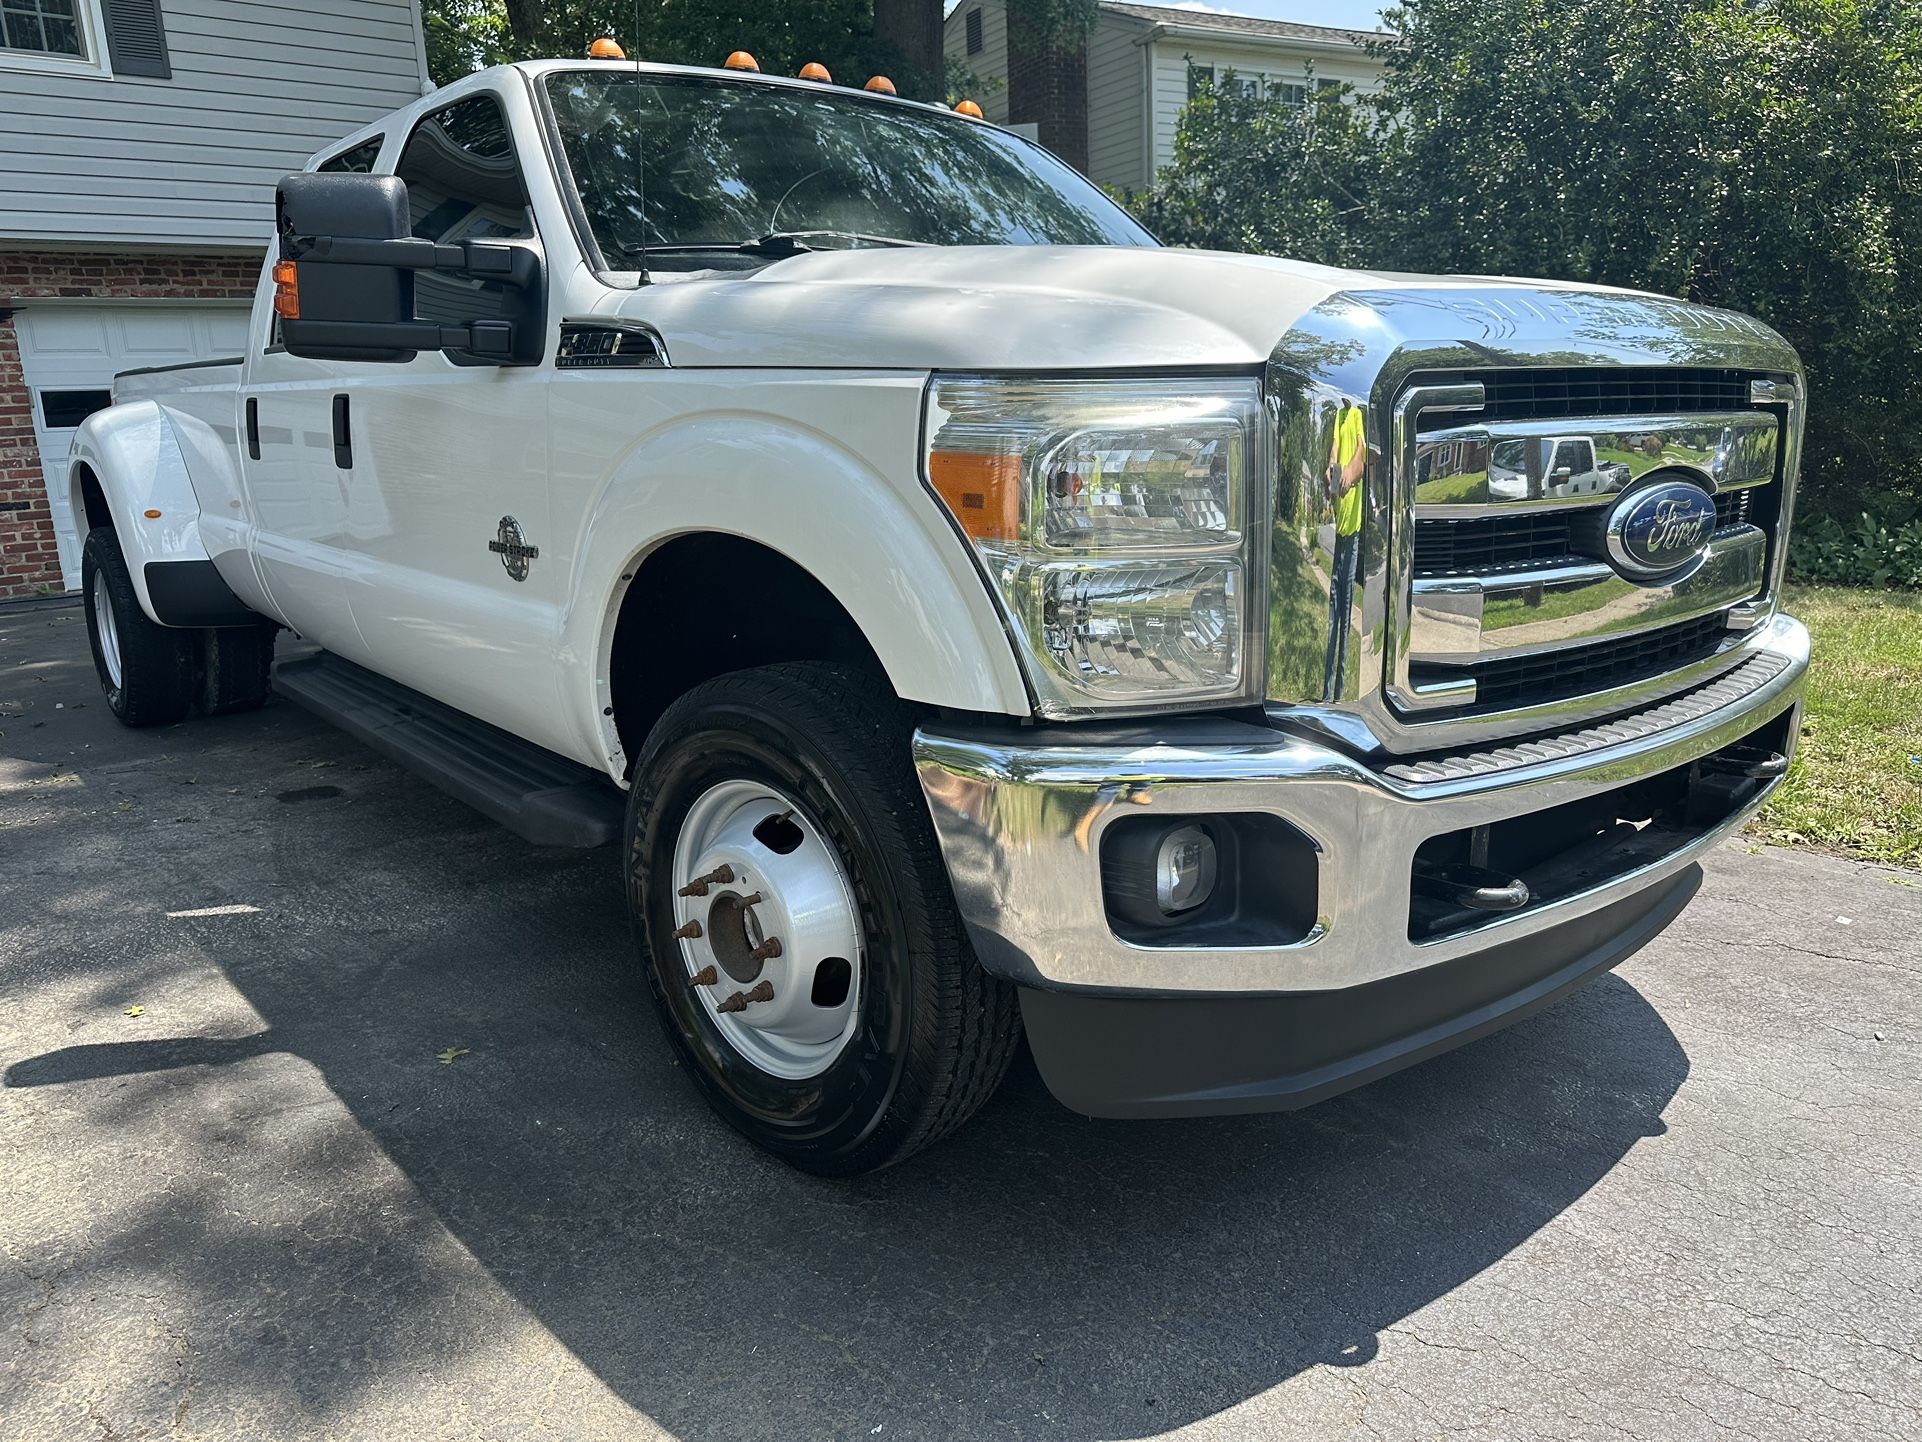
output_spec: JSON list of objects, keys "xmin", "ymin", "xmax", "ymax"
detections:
[{"xmin": 1125, "ymin": 0, "xmax": 1922, "ymax": 519}]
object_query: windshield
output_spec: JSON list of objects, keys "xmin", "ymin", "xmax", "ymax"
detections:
[{"xmin": 541, "ymin": 70, "xmax": 1156, "ymax": 269}]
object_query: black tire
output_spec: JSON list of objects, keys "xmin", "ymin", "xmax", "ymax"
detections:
[
  {"xmin": 627, "ymin": 662, "xmax": 1021, "ymax": 1176},
  {"xmin": 81, "ymin": 527, "xmax": 195, "ymax": 728},
  {"xmin": 198, "ymin": 621, "xmax": 276, "ymax": 715}
]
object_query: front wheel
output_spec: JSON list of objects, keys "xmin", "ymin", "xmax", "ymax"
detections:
[{"xmin": 627, "ymin": 662, "xmax": 1021, "ymax": 1176}]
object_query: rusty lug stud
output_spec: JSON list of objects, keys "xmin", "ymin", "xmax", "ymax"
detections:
[
  {"xmin": 739, "ymin": 891, "xmax": 765, "ymax": 907},
  {"xmin": 749, "ymin": 937, "xmax": 783, "ymax": 962},
  {"xmin": 716, "ymin": 990, "xmax": 750, "ymax": 1014},
  {"xmin": 687, "ymin": 964, "xmax": 717, "ymax": 988},
  {"xmin": 743, "ymin": 980, "xmax": 775, "ymax": 1005},
  {"xmin": 676, "ymin": 864, "xmax": 737, "ymax": 899},
  {"xmin": 673, "ymin": 920, "xmax": 703, "ymax": 940}
]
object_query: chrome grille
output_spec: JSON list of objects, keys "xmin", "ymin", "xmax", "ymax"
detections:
[
  {"xmin": 1412, "ymin": 486, "xmax": 1758, "ymax": 578},
  {"xmin": 1463, "ymin": 367, "xmax": 1756, "ymax": 422},
  {"xmin": 1409, "ymin": 614, "xmax": 1733, "ymax": 714}
]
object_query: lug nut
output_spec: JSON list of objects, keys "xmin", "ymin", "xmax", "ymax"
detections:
[
  {"xmin": 688, "ymin": 965, "xmax": 717, "ymax": 988},
  {"xmin": 750, "ymin": 937, "xmax": 783, "ymax": 962},
  {"xmin": 739, "ymin": 892, "xmax": 764, "ymax": 907},
  {"xmin": 743, "ymin": 980, "xmax": 775, "ymax": 1005},
  {"xmin": 673, "ymin": 920, "xmax": 703, "ymax": 940},
  {"xmin": 716, "ymin": 990, "xmax": 749, "ymax": 1014}
]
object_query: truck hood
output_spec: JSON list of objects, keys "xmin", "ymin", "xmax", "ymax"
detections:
[{"xmin": 603, "ymin": 245, "xmax": 1672, "ymax": 372}]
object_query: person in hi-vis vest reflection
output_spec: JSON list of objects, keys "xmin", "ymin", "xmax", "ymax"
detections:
[{"xmin": 1323, "ymin": 397, "xmax": 1366, "ymax": 702}]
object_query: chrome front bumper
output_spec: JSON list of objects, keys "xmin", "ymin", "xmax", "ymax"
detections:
[{"xmin": 914, "ymin": 613, "xmax": 1808, "ymax": 998}]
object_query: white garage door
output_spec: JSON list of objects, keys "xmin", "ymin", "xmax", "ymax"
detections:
[{"xmin": 16, "ymin": 303, "xmax": 251, "ymax": 589}]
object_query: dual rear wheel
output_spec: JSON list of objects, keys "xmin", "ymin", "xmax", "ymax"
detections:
[{"xmin": 81, "ymin": 527, "xmax": 274, "ymax": 727}]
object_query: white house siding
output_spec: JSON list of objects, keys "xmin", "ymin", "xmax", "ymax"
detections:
[
  {"xmin": 943, "ymin": 0, "xmax": 1011, "ymax": 124},
  {"xmin": 0, "ymin": 0, "xmax": 429, "ymax": 250},
  {"xmin": 1085, "ymin": 12, "xmax": 1147, "ymax": 192},
  {"xmin": 1146, "ymin": 35, "xmax": 1383, "ymax": 176}
]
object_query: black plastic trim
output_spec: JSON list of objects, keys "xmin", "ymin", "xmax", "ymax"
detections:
[
  {"xmin": 1019, "ymin": 868, "xmax": 1699, "ymax": 1119},
  {"xmin": 142, "ymin": 560, "xmax": 256, "ymax": 628}
]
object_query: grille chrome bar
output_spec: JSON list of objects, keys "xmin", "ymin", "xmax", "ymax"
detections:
[
  {"xmin": 1406, "ymin": 524, "xmax": 1767, "ymax": 668},
  {"xmin": 1413, "ymin": 410, "xmax": 1778, "ymax": 517}
]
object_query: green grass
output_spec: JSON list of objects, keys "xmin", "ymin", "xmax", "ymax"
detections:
[{"xmin": 1755, "ymin": 585, "xmax": 1922, "ymax": 867}]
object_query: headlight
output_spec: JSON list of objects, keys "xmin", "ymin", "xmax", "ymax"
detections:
[{"xmin": 925, "ymin": 375, "xmax": 1266, "ymax": 716}]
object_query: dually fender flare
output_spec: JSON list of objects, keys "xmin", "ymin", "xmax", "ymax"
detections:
[
  {"xmin": 68, "ymin": 401, "xmax": 217, "ymax": 626},
  {"xmin": 561, "ymin": 411, "xmax": 1033, "ymax": 776}
]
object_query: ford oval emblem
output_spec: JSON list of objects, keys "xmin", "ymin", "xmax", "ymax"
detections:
[{"xmin": 1605, "ymin": 479, "xmax": 1717, "ymax": 579}]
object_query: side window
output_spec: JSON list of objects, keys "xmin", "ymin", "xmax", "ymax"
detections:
[
  {"xmin": 318, "ymin": 137, "xmax": 383, "ymax": 173},
  {"xmin": 394, "ymin": 93, "xmax": 536, "ymax": 327}
]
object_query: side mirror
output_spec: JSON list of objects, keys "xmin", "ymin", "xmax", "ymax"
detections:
[{"xmin": 274, "ymin": 172, "xmax": 544, "ymax": 366}]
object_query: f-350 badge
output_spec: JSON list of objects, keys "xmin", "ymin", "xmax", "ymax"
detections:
[{"xmin": 488, "ymin": 515, "xmax": 539, "ymax": 582}]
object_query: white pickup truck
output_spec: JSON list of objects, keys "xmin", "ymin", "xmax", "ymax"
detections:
[{"xmin": 72, "ymin": 58, "xmax": 1809, "ymax": 1174}]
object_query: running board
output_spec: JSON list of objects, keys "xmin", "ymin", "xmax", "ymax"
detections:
[{"xmin": 274, "ymin": 653, "xmax": 623, "ymax": 848}]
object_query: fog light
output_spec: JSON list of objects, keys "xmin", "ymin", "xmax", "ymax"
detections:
[{"xmin": 1156, "ymin": 824, "xmax": 1217, "ymax": 914}]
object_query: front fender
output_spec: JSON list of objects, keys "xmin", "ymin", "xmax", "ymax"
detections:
[
  {"xmin": 68, "ymin": 400, "xmax": 215, "ymax": 625},
  {"xmin": 561, "ymin": 401, "xmax": 1030, "ymax": 774}
]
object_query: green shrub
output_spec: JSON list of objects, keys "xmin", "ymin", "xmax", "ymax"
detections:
[{"xmin": 1789, "ymin": 513, "xmax": 1922, "ymax": 590}]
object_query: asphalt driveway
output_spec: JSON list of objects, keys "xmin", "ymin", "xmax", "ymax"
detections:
[{"xmin": 2, "ymin": 599, "xmax": 1917, "ymax": 1442}]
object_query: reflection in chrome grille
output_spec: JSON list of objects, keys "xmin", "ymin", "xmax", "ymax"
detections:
[{"xmin": 1410, "ymin": 614, "xmax": 1731, "ymax": 713}]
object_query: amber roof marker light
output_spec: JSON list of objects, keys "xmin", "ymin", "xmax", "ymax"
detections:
[
  {"xmin": 724, "ymin": 50, "xmax": 759, "ymax": 71},
  {"xmin": 798, "ymin": 61, "xmax": 832, "ymax": 82},
  {"xmin": 864, "ymin": 75, "xmax": 896, "ymax": 94},
  {"xmin": 587, "ymin": 35, "xmax": 625, "ymax": 59},
  {"xmin": 954, "ymin": 99, "xmax": 983, "ymax": 118}
]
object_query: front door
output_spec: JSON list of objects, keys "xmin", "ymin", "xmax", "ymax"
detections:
[{"xmin": 334, "ymin": 87, "xmax": 562, "ymax": 749}]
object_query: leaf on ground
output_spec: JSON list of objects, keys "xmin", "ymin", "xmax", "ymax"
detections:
[
  {"xmin": 123, "ymin": 1005, "xmax": 144, "ymax": 1018},
  {"xmin": 436, "ymin": 1046, "xmax": 470, "ymax": 1065}
]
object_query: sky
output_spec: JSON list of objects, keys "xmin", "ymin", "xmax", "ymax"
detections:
[
  {"xmin": 1150, "ymin": 0, "xmax": 1390, "ymax": 31},
  {"xmin": 943, "ymin": 1, "xmax": 1393, "ymax": 34}
]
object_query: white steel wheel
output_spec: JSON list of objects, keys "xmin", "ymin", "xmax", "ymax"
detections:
[
  {"xmin": 91, "ymin": 567, "xmax": 123, "ymax": 690},
  {"xmin": 670, "ymin": 778, "xmax": 863, "ymax": 1080}
]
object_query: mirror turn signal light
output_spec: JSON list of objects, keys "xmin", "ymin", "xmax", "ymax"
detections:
[
  {"xmin": 799, "ymin": 61, "xmax": 831, "ymax": 81},
  {"xmin": 954, "ymin": 99, "xmax": 984, "ymax": 118},
  {"xmin": 588, "ymin": 35, "xmax": 625, "ymax": 59},
  {"xmin": 724, "ymin": 50, "xmax": 759, "ymax": 71},
  {"xmin": 864, "ymin": 75, "xmax": 896, "ymax": 94},
  {"xmin": 271, "ymin": 259, "xmax": 299, "ymax": 319},
  {"xmin": 928, "ymin": 452, "xmax": 1021, "ymax": 542}
]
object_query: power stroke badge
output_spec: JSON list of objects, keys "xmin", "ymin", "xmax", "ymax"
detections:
[{"xmin": 488, "ymin": 515, "xmax": 540, "ymax": 582}]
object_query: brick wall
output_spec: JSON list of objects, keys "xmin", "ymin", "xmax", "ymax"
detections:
[
  {"xmin": 0, "ymin": 252, "xmax": 258, "ymax": 602},
  {"xmin": 1006, "ymin": 14, "xmax": 1091, "ymax": 174}
]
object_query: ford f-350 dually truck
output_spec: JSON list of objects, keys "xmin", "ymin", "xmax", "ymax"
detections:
[{"xmin": 69, "ymin": 58, "xmax": 1808, "ymax": 1174}]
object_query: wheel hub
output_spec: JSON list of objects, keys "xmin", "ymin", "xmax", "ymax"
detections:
[{"xmin": 671, "ymin": 779, "xmax": 863, "ymax": 1080}]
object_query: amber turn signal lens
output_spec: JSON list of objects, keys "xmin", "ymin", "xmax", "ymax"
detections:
[
  {"xmin": 724, "ymin": 50, "xmax": 759, "ymax": 71},
  {"xmin": 929, "ymin": 452, "xmax": 1021, "ymax": 542},
  {"xmin": 864, "ymin": 75, "xmax": 896, "ymax": 94},
  {"xmin": 271, "ymin": 258, "xmax": 299, "ymax": 320},
  {"xmin": 954, "ymin": 99, "xmax": 983, "ymax": 118},
  {"xmin": 798, "ymin": 61, "xmax": 831, "ymax": 81},
  {"xmin": 588, "ymin": 36, "xmax": 625, "ymax": 59}
]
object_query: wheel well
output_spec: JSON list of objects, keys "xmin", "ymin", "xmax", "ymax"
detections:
[
  {"xmin": 608, "ymin": 534, "xmax": 890, "ymax": 768},
  {"xmin": 76, "ymin": 465, "xmax": 111, "ymax": 533}
]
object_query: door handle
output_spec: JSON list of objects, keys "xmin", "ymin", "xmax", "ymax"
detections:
[
  {"xmin": 331, "ymin": 394, "xmax": 352, "ymax": 470},
  {"xmin": 245, "ymin": 397, "xmax": 260, "ymax": 460}
]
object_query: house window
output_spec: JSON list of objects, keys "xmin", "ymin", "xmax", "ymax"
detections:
[
  {"xmin": 965, "ymin": 7, "xmax": 983, "ymax": 55},
  {"xmin": 1278, "ymin": 82, "xmax": 1307, "ymax": 110},
  {"xmin": 1186, "ymin": 63, "xmax": 1213, "ymax": 99},
  {"xmin": 2, "ymin": 0, "xmax": 85, "ymax": 58}
]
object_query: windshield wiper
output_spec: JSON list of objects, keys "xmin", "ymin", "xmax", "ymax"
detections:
[
  {"xmin": 741, "ymin": 230, "xmax": 929, "ymax": 255},
  {"xmin": 612, "ymin": 232, "xmax": 927, "ymax": 266}
]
